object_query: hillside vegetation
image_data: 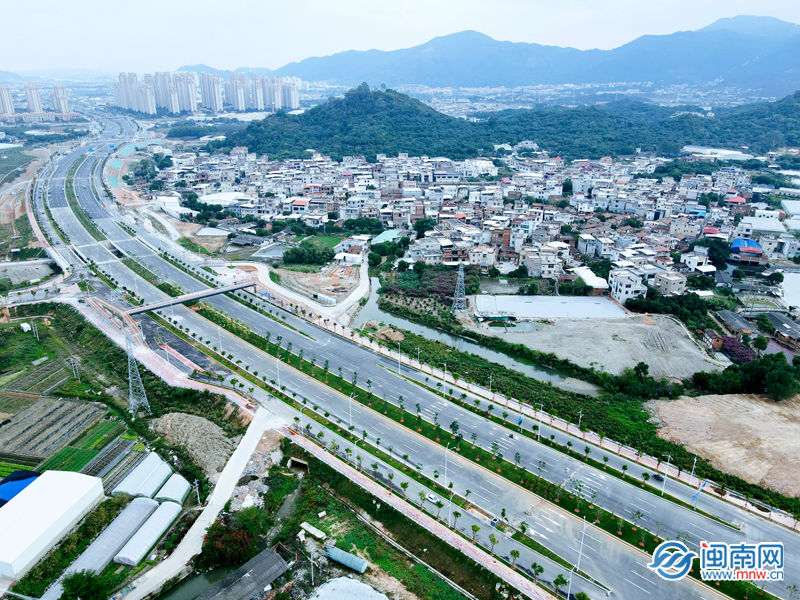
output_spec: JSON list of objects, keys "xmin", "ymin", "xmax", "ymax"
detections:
[{"xmin": 210, "ymin": 84, "xmax": 800, "ymax": 160}]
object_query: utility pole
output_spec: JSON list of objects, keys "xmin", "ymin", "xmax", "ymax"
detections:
[
  {"xmin": 690, "ymin": 453, "xmax": 697, "ymax": 479},
  {"xmin": 193, "ymin": 479, "xmax": 201, "ymax": 505},
  {"xmin": 31, "ymin": 321, "xmax": 39, "ymax": 342},
  {"xmin": 577, "ymin": 408, "xmax": 583, "ymax": 430}
]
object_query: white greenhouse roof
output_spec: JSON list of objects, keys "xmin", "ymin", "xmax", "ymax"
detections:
[
  {"xmin": 112, "ymin": 452, "xmax": 171, "ymax": 498},
  {"xmin": 41, "ymin": 497, "xmax": 158, "ymax": 600},
  {"xmin": 114, "ymin": 501, "xmax": 182, "ymax": 567},
  {"xmin": 0, "ymin": 471, "xmax": 104, "ymax": 579},
  {"xmin": 155, "ymin": 473, "xmax": 190, "ymax": 504}
]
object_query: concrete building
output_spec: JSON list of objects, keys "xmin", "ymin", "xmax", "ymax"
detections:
[
  {"xmin": 175, "ymin": 72, "xmax": 198, "ymax": 112},
  {"xmin": 609, "ymin": 268, "xmax": 647, "ymax": 304},
  {"xmin": 199, "ymin": 72, "xmax": 223, "ymax": 112},
  {"xmin": 0, "ymin": 86, "xmax": 13, "ymax": 117},
  {"xmin": 225, "ymin": 73, "xmax": 248, "ymax": 111},
  {"xmin": 50, "ymin": 84, "xmax": 69, "ymax": 114},
  {"xmin": 24, "ymin": 82, "xmax": 43, "ymax": 114},
  {"xmin": 653, "ymin": 271, "xmax": 687, "ymax": 296}
]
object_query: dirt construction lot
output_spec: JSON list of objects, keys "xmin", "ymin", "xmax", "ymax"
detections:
[
  {"xmin": 465, "ymin": 314, "xmax": 726, "ymax": 378},
  {"xmin": 648, "ymin": 394, "xmax": 800, "ymax": 497},
  {"xmin": 277, "ymin": 263, "xmax": 360, "ymax": 302}
]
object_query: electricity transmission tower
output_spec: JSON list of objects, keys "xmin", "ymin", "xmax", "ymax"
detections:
[
  {"xmin": 66, "ymin": 357, "xmax": 80, "ymax": 382},
  {"xmin": 452, "ymin": 262, "xmax": 467, "ymax": 311},
  {"xmin": 126, "ymin": 336, "xmax": 150, "ymax": 416}
]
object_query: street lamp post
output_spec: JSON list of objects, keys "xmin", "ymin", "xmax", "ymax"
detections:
[
  {"xmin": 690, "ymin": 453, "xmax": 697, "ymax": 479},
  {"xmin": 396, "ymin": 342, "xmax": 402, "ymax": 374},
  {"xmin": 349, "ymin": 391, "xmax": 354, "ymax": 430},
  {"xmin": 444, "ymin": 442, "xmax": 451, "ymax": 488},
  {"xmin": 662, "ymin": 453, "xmax": 672, "ymax": 496},
  {"xmin": 439, "ymin": 362, "xmax": 447, "ymax": 391},
  {"xmin": 567, "ymin": 516, "xmax": 588, "ymax": 600},
  {"xmin": 447, "ymin": 490, "xmax": 455, "ymax": 527},
  {"xmin": 536, "ymin": 403, "xmax": 543, "ymax": 440}
]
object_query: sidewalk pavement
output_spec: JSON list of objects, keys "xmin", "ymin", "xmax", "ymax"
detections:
[
  {"xmin": 285, "ymin": 428, "xmax": 555, "ymax": 600},
  {"xmin": 122, "ymin": 407, "xmax": 276, "ymax": 600}
]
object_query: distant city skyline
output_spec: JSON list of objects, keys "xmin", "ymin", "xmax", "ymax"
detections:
[{"xmin": 3, "ymin": 0, "xmax": 800, "ymax": 74}]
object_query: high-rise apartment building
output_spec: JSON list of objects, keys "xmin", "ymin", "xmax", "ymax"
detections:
[
  {"xmin": 51, "ymin": 84, "xmax": 70, "ymax": 114},
  {"xmin": 25, "ymin": 82, "xmax": 43, "ymax": 113},
  {"xmin": 175, "ymin": 73, "xmax": 197, "ymax": 113},
  {"xmin": 199, "ymin": 72, "xmax": 223, "ymax": 112},
  {"xmin": 112, "ymin": 73, "xmax": 156, "ymax": 115},
  {"xmin": 281, "ymin": 80, "xmax": 300, "ymax": 110},
  {"xmin": 225, "ymin": 73, "xmax": 248, "ymax": 111},
  {"xmin": 114, "ymin": 71, "xmax": 198, "ymax": 115},
  {"xmin": 0, "ymin": 86, "xmax": 14, "ymax": 117}
]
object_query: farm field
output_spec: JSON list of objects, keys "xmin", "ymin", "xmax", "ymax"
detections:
[
  {"xmin": 0, "ymin": 396, "xmax": 105, "ymax": 458},
  {"xmin": 37, "ymin": 446, "xmax": 98, "ymax": 472}
]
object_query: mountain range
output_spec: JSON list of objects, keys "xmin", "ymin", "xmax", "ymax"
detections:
[{"xmin": 179, "ymin": 16, "xmax": 800, "ymax": 95}]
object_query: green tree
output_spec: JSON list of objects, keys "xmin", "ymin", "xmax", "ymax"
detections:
[
  {"xmin": 61, "ymin": 570, "xmax": 110, "ymax": 600},
  {"xmin": 414, "ymin": 217, "xmax": 437, "ymax": 239},
  {"xmin": 553, "ymin": 574, "xmax": 569, "ymax": 595},
  {"xmin": 753, "ymin": 335, "xmax": 768, "ymax": 356}
]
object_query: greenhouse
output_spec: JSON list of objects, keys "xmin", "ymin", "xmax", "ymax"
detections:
[
  {"xmin": 112, "ymin": 452, "xmax": 172, "ymax": 498},
  {"xmin": 155, "ymin": 473, "xmax": 191, "ymax": 504},
  {"xmin": 41, "ymin": 497, "xmax": 159, "ymax": 600},
  {"xmin": 114, "ymin": 501, "xmax": 182, "ymax": 566}
]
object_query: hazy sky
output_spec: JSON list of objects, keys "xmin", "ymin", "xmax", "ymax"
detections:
[{"xmin": 5, "ymin": 0, "xmax": 800, "ymax": 73}]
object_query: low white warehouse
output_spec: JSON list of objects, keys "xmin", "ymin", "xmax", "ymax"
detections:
[{"xmin": 0, "ymin": 471, "xmax": 104, "ymax": 579}]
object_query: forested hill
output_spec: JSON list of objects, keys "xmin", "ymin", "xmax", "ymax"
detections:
[
  {"xmin": 214, "ymin": 84, "xmax": 491, "ymax": 160},
  {"xmin": 209, "ymin": 84, "xmax": 800, "ymax": 161}
]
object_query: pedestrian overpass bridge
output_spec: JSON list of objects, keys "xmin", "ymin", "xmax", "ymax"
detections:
[{"xmin": 126, "ymin": 280, "xmax": 256, "ymax": 315}]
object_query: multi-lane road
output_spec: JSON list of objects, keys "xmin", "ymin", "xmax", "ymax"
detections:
[{"xmin": 35, "ymin": 117, "xmax": 799, "ymax": 599}]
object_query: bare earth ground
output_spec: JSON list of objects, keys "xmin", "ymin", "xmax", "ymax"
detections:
[
  {"xmin": 105, "ymin": 157, "xmax": 143, "ymax": 206},
  {"xmin": 150, "ymin": 412, "xmax": 240, "ymax": 479},
  {"xmin": 463, "ymin": 314, "xmax": 726, "ymax": 378},
  {"xmin": 0, "ymin": 186, "xmax": 27, "ymax": 227},
  {"xmin": 276, "ymin": 263, "xmax": 360, "ymax": 303},
  {"xmin": 647, "ymin": 394, "xmax": 800, "ymax": 497}
]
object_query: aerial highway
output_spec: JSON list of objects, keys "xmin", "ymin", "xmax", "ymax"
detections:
[{"xmin": 38, "ymin": 119, "xmax": 799, "ymax": 599}]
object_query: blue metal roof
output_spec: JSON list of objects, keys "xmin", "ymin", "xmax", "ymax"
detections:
[{"xmin": 0, "ymin": 475, "xmax": 38, "ymax": 503}]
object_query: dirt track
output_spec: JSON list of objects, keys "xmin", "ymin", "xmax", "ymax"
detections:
[{"xmin": 648, "ymin": 394, "xmax": 800, "ymax": 497}]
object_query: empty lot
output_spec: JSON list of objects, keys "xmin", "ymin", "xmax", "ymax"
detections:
[
  {"xmin": 648, "ymin": 394, "xmax": 800, "ymax": 497},
  {"xmin": 465, "ymin": 314, "xmax": 726, "ymax": 378}
]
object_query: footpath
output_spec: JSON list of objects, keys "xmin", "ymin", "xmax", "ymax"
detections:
[{"xmin": 285, "ymin": 427, "xmax": 555, "ymax": 600}]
